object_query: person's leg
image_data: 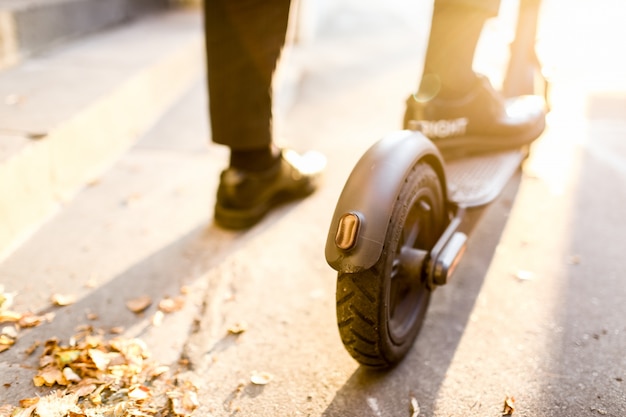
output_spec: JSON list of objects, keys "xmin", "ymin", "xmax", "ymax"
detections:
[
  {"xmin": 404, "ymin": 0, "xmax": 546, "ymax": 157},
  {"xmin": 418, "ymin": 0, "xmax": 500, "ymax": 100},
  {"xmin": 204, "ymin": 0, "xmax": 290, "ymax": 171},
  {"xmin": 503, "ymin": 0, "xmax": 544, "ymax": 98},
  {"xmin": 203, "ymin": 0, "xmax": 324, "ymax": 229}
]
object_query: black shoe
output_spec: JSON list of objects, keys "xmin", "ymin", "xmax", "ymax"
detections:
[
  {"xmin": 403, "ymin": 74, "xmax": 546, "ymax": 157},
  {"xmin": 214, "ymin": 149, "xmax": 325, "ymax": 230}
]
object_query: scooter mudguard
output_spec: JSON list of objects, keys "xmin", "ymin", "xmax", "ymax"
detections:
[{"xmin": 325, "ymin": 130, "xmax": 447, "ymax": 273}]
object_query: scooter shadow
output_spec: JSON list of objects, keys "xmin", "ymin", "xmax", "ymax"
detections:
[{"xmin": 322, "ymin": 171, "xmax": 523, "ymax": 417}]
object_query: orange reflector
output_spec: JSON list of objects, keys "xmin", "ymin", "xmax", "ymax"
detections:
[{"xmin": 335, "ymin": 212, "xmax": 360, "ymax": 250}]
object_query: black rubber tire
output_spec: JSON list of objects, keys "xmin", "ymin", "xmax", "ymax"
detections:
[{"xmin": 336, "ymin": 162, "xmax": 446, "ymax": 368}]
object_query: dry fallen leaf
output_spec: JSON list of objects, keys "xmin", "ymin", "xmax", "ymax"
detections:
[
  {"xmin": 0, "ymin": 286, "xmax": 15, "ymax": 310},
  {"xmin": 227, "ymin": 321, "xmax": 248, "ymax": 335},
  {"xmin": 51, "ymin": 294, "xmax": 77, "ymax": 306},
  {"xmin": 152, "ymin": 310, "xmax": 164, "ymax": 327},
  {"xmin": 410, "ymin": 396, "xmax": 420, "ymax": 417},
  {"xmin": 56, "ymin": 349, "xmax": 80, "ymax": 365},
  {"xmin": 85, "ymin": 311, "xmax": 98, "ymax": 321},
  {"xmin": 0, "ymin": 310, "xmax": 22, "ymax": 323},
  {"xmin": 109, "ymin": 326, "xmax": 124, "ymax": 335},
  {"xmin": 11, "ymin": 405, "xmax": 36, "ymax": 417},
  {"xmin": 18, "ymin": 312, "xmax": 53, "ymax": 328},
  {"xmin": 24, "ymin": 340, "xmax": 41, "ymax": 356},
  {"xmin": 126, "ymin": 296, "xmax": 152, "ymax": 314},
  {"xmin": 250, "ymin": 371, "xmax": 273, "ymax": 385},
  {"xmin": 158, "ymin": 296, "xmax": 185, "ymax": 314},
  {"xmin": 35, "ymin": 393, "xmax": 81, "ymax": 417},
  {"xmin": 168, "ymin": 381, "xmax": 199, "ymax": 416},
  {"xmin": 18, "ymin": 397, "xmax": 39, "ymax": 408},
  {"xmin": 128, "ymin": 385, "xmax": 151, "ymax": 401},
  {"xmin": 87, "ymin": 349, "xmax": 110, "ymax": 371},
  {"xmin": 0, "ymin": 334, "xmax": 16, "ymax": 352},
  {"xmin": 68, "ymin": 382, "xmax": 97, "ymax": 398},
  {"xmin": 503, "ymin": 396, "xmax": 515, "ymax": 415},
  {"xmin": 2, "ymin": 329, "xmax": 201, "ymax": 417},
  {"xmin": 63, "ymin": 367, "xmax": 82, "ymax": 383},
  {"xmin": 33, "ymin": 365, "xmax": 67, "ymax": 387},
  {"xmin": 151, "ymin": 365, "xmax": 169, "ymax": 378},
  {"xmin": 2, "ymin": 325, "xmax": 18, "ymax": 338},
  {"xmin": 514, "ymin": 270, "xmax": 534, "ymax": 281}
]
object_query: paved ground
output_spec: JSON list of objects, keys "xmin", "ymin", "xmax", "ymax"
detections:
[{"xmin": 1, "ymin": 0, "xmax": 626, "ymax": 416}]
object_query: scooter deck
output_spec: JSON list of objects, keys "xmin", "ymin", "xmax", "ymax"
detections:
[{"xmin": 445, "ymin": 149, "xmax": 526, "ymax": 207}]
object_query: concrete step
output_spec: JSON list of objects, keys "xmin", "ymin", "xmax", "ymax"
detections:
[
  {"xmin": 0, "ymin": 0, "xmax": 171, "ymax": 70},
  {"xmin": 0, "ymin": 7, "xmax": 204, "ymax": 260}
]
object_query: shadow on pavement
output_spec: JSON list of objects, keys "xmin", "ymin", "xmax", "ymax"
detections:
[{"xmin": 0, "ymin": 200, "xmax": 304, "ymax": 405}]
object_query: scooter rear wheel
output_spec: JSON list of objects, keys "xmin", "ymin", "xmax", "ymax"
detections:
[{"xmin": 336, "ymin": 162, "xmax": 446, "ymax": 368}]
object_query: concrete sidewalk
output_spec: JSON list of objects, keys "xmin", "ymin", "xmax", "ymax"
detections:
[
  {"xmin": 0, "ymin": 8, "xmax": 203, "ymax": 261},
  {"xmin": 2, "ymin": 0, "xmax": 626, "ymax": 416}
]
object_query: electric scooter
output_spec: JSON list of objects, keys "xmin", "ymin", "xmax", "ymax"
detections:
[{"xmin": 324, "ymin": 1, "xmax": 547, "ymax": 369}]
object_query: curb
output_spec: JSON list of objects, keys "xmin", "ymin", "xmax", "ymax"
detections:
[{"xmin": 0, "ymin": 0, "xmax": 170, "ymax": 70}]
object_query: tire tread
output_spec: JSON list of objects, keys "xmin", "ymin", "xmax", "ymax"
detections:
[{"xmin": 335, "ymin": 162, "xmax": 444, "ymax": 368}]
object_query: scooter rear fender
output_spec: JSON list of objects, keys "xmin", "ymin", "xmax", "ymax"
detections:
[{"xmin": 325, "ymin": 130, "xmax": 447, "ymax": 273}]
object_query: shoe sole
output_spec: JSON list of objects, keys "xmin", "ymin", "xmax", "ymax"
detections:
[
  {"xmin": 214, "ymin": 182, "xmax": 317, "ymax": 230},
  {"xmin": 428, "ymin": 116, "xmax": 546, "ymax": 160}
]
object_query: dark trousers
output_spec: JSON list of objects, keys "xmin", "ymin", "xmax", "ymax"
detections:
[{"xmin": 203, "ymin": 0, "xmax": 501, "ymax": 150}]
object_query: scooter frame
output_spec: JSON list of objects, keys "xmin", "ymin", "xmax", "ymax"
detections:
[
  {"xmin": 325, "ymin": 130, "xmax": 467, "ymax": 290},
  {"xmin": 324, "ymin": 0, "xmax": 545, "ymax": 367}
]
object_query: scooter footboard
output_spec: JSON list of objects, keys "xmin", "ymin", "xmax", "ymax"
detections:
[{"xmin": 325, "ymin": 130, "xmax": 446, "ymax": 273}]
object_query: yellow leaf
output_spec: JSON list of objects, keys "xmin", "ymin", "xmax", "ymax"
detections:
[
  {"xmin": 18, "ymin": 397, "xmax": 39, "ymax": 408},
  {"xmin": 56, "ymin": 349, "xmax": 81, "ymax": 365},
  {"xmin": 33, "ymin": 375, "xmax": 46, "ymax": 387},
  {"xmin": 88, "ymin": 349, "xmax": 110, "ymax": 371},
  {"xmin": 227, "ymin": 321, "xmax": 248, "ymax": 335},
  {"xmin": 503, "ymin": 396, "xmax": 516, "ymax": 415},
  {"xmin": 0, "ymin": 310, "xmax": 22, "ymax": 323}
]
